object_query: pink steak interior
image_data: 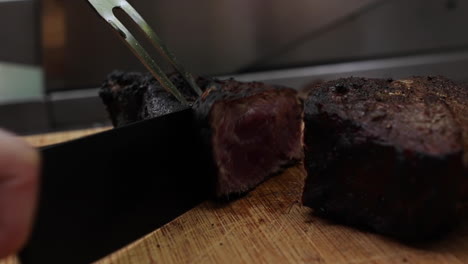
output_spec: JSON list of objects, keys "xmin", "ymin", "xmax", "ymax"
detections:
[{"xmin": 210, "ymin": 89, "xmax": 304, "ymax": 195}]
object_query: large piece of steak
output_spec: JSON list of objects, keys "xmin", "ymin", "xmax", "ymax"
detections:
[
  {"xmin": 99, "ymin": 71, "xmax": 304, "ymax": 197},
  {"xmin": 302, "ymin": 76, "xmax": 468, "ymax": 240}
]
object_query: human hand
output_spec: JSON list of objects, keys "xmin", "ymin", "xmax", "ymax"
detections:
[{"xmin": 0, "ymin": 129, "xmax": 40, "ymax": 258}]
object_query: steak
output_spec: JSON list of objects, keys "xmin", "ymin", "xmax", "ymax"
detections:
[
  {"xmin": 99, "ymin": 71, "xmax": 212, "ymax": 127},
  {"xmin": 99, "ymin": 72, "xmax": 304, "ymax": 197},
  {"xmin": 194, "ymin": 81, "xmax": 304, "ymax": 196},
  {"xmin": 302, "ymin": 76, "xmax": 468, "ymax": 240}
]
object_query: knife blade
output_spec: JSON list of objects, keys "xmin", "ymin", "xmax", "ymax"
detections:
[{"xmin": 19, "ymin": 108, "xmax": 211, "ymax": 264}]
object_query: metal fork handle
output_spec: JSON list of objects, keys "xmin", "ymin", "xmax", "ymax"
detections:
[{"xmin": 88, "ymin": 0, "xmax": 202, "ymax": 104}]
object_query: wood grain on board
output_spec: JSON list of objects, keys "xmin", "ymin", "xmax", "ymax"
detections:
[
  {"xmin": 96, "ymin": 165, "xmax": 468, "ymax": 264},
  {"xmin": 2, "ymin": 129, "xmax": 467, "ymax": 264},
  {"xmin": 23, "ymin": 127, "xmax": 111, "ymax": 147}
]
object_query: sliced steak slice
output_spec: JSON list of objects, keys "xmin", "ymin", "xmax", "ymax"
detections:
[
  {"xmin": 302, "ymin": 76, "xmax": 467, "ymax": 240},
  {"xmin": 193, "ymin": 80, "xmax": 304, "ymax": 196}
]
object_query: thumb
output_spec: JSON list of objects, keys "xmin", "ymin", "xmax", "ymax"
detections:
[{"xmin": 0, "ymin": 129, "xmax": 40, "ymax": 258}]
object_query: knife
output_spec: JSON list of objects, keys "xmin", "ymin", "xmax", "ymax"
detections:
[
  {"xmin": 19, "ymin": 108, "xmax": 212, "ymax": 264},
  {"xmin": 19, "ymin": 1, "xmax": 212, "ymax": 262}
]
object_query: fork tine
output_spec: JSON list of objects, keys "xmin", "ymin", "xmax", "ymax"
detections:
[
  {"xmin": 88, "ymin": 0, "xmax": 193, "ymax": 104},
  {"xmin": 119, "ymin": 1, "xmax": 203, "ymax": 96}
]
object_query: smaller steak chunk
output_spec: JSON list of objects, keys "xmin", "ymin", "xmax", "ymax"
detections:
[
  {"xmin": 302, "ymin": 76, "xmax": 467, "ymax": 241},
  {"xmin": 194, "ymin": 80, "xmax": 304, "ymax": 196},
  {"xmin": 99, "ymin": 71, "xmax": 211, "ymax": 127}
]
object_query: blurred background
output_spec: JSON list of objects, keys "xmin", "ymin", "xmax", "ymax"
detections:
[{"xmin": 1, "ymin": 0, "xmax": 468, "ymax": 134}]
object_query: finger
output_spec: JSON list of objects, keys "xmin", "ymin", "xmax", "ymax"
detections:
[{"xmin": 0, "ymin": 129, "xmax": 40, "ymax": 258}]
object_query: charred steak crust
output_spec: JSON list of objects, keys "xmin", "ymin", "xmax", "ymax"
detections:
[
  {"xmin": 99, "ymin": 71, "xmax": 212, "ymax": 127},
  {"xmin": 302, "ymin": 76, "xmax": 467, "ymax": 240},
  {"xmin": 193, "ymin": 80, "xmax": 304, "ymax": 197}
]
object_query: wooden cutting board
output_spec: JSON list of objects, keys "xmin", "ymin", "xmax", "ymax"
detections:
[{"xmin": 5, "ymin": 129, "xmax": 468, "ymax": 263}]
